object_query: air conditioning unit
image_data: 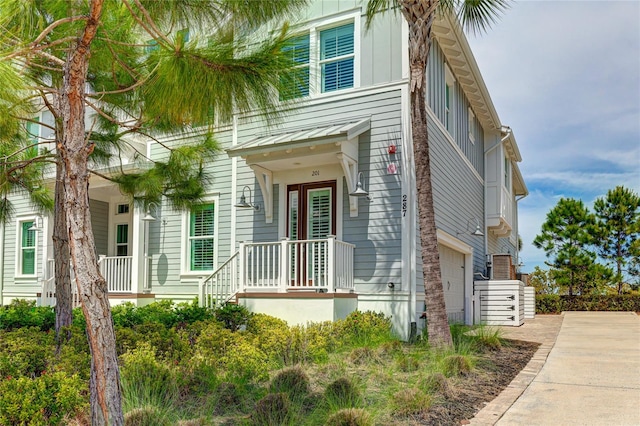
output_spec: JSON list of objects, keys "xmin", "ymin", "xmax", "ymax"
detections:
[{"xmin": 489, "ymin": 254, "xmax": 514, "ymax": 280}]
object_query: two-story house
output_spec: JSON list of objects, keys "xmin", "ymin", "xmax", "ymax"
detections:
[{"xmin": 0, "ymin": 1, "xmax": 527, "ymax": 340}]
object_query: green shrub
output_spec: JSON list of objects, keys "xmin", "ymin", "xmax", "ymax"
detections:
[
  {"xmin": 251, "ymin": 392, "xmax": 292, "ymax": 426},
  {"xmin": 335, "ymin": 311, "xmax": 394, "ymax": 346},
  {"xmin": 325, "ymin": 377, "xmax": 360, "ymax": 409},
  {"xmin": 215, "ymin": 303, "xmax": 252, "ymax": 331},
  {"xmin": 120, "ymin": 342, "xmax": 179, "ymax": 409},
  {"xmin": 325, "ymin": 408, "xmax": 372, "ymax": 426},
  {"xmin": 286, "ymin": 322, "xmax": 335, "ymax": 365},
  {"xmin": 418, "ymin": 372, "xmax": 452, "ymax": 397},
  {"xmin": 0, "ymin": 327, "xmax": 54, "ymax": 378},
  {"xmin": 246, "ymin": 314, "xmax": 291, "ymax": 366},
  {"xmin": 440, "ymin": 354, "xmax": 474, "ymax": 377},
  {"xmin": 0, "ymin": 300, "xmax": 55, "ymax": 331},
  {"xmin": 270, "ymin": 366, "xmax": 310, "ymax": 397},
  {"xmin": 213, "ymin": 382, "xmax": 244, "ymax": 414},
  {"xmin": 389, "ymin": 388, "xmax": 432, "ymax": 417},
  {"xmin": 116, "ymin": 322, "xmax": 190, "ymax": 360},
  {"xmin": 536, "ymin": 294, "xmax": 640, "ymax": 313},
  {"xmin": 0, "ymin": 372, "xmax": 88, "ymax": 425},
  {"xmin": 124, "ymin": 406, "xmax": 173, "ymax": 426}
]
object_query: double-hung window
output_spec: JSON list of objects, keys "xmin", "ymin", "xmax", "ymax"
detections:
[
  {"xmin": 281, "ymin": 16, "xmax": 358, "ymax": 99},
  {"xmin": 188, "ymin": 203, "xmax": 216, "ymax": 272},
  {"xmin": 320, "ymin": 23, "xmax": 355, "ymax": 92},
  {"xmin": 444, "ymin": 63, "xmax": 456, "ymax": 137},
  {"xmin": 19, "ymin": 220, "xmax": 37, "ymax": 276}
]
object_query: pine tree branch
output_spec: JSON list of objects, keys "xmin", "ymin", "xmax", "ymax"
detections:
[
  {"xmin": 32, "ymin": 16, "xmax": 90, "ymax": 46},
  {"xmin": 122, "ymin": 0, "xmax": 173, "ymax": 48}
]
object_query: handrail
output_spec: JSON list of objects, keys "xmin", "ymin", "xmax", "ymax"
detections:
[{"xmin": 199, "ymin": 251, "xmax": 240, "ymax": 309}]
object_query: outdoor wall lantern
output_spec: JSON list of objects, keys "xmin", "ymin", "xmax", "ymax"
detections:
[
  {"xmin": 235, "ymin": 185, "xmax": 261, "ymax": 211},
  {"xmin": 349, "ymin": 172, "xmax": 373, "ymax": 200},
  {"xmin": 457, "ymin": 218, "xmax": 484, "ymax": 237},
  {"xmin": 28, "ymin": 215, "xmax": 43, "ymax": 232}
]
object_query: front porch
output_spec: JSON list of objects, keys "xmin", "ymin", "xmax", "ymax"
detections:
[
  {"xmin": 40, "ymin": 255, "xmax": 152, "ymax": 307},
  {"xmin": 200, "ymin": 236, "xmax": 356, "ymax": 308}
]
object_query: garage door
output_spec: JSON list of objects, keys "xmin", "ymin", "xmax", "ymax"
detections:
[{"xmin": 439, "ymin": 245, "xmax": 465, "ymax": 323}]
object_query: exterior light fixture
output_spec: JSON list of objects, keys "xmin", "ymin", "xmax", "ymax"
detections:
[
  {"xmin": 235, "ymin": 185, "xmax": 260, "ymax": 211},
  {"xmin": 349, "ymin": 172, "xmax": 369, "ymax": 197},
  {"xmin": 142, "ymin": 202, "xmax": 158, "ymax": 222},
  {"xmin": 28, "ymin": 215, "xmax": 43, "ymax": 232},
  {"xmin": 457, "ymin": 218, "xmax": 484, "ymax": 237}
]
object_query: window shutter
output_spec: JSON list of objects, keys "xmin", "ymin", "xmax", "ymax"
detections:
[
  {"xmin": 190, "ymin": 203, "xmax": 215, "ymax": 271},
  {"xmin": 320, "ymin": 23, "xmax": 354, "ymax": 92},
  {"xmin": 308, "ymin": 189, "xmax": 331, "ymax": 239},
  {"xmin": 281, "ymin": 35, "xmax": 310, "ymax": 100},
  {"xmin": 21, "ymin": 222, "xmax": 35, "ymax": 275}
]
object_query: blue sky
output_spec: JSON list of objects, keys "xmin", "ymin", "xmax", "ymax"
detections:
[{"xmin": 467, "ymin": 0, "xmax": 640, "ymax": 273}]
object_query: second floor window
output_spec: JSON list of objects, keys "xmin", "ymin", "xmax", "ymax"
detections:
[
  {"xmin": 281, "ymin": 20, "xmax": 356, "ymax": 100},
  {"xmin": 189, "ymin": 203, "xmax": 215, "ymax": 271}
]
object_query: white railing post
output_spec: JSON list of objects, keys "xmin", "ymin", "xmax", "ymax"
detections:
[
  {"xmin": 279, "ymin": 237, "xmax": 289, "ymax": 292},
  {"xmin": 327, "ymin": 235, "xmax": 336, "ymax": 293},
  {"xmin": 238, "ymin": 241, "xmax": 246, "ymax": 293}
]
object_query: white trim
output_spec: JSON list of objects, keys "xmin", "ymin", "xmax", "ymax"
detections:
[
  {"xmin": 427, "ymin": 106, "xmax": 484, "ymax": 184},
  {"xmin": 468, "ymin": 107, "xmax": 476, "ymax": 144},
  {"xmin": 444, "ymin": 63, "xmax": 456, "ymax": 138},
  {"xmin": 14, "ymin": 215, "xmax": 39, "ymax": 279},
  {"xmin": 231, "ymin": 115, "xmax": 238, "ymax": 253},
  {"xmin": 180, "ymin": 195, "xmax": 220, "ymax": 277},
  {"xmin": 436, "ymin": 229, "xmax": 474, "ymax": 325}
]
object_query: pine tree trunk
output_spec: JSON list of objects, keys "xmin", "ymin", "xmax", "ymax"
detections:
[
  {"xmin": 401, "ymin": 0, "xmax": 453, "ymax": 347},
  {"xmin": 53, "ymin": 159, "xmax": 73, "ymax": 347},
  {"xmin": 58, "ymin": 1, "xmax": 124, "ymax": 424}
]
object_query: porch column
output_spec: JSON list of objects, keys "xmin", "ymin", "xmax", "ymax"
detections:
[
  {"xmin": 279, "ymin": 238, "xmax": 289, "ymax": 292},
  {"xmin": 130, "ymin": 204, "xmax": 144, "ymax": 294},
  {"xmin": 327, "ymin": 235, "xmax": 336, "ymax": 293}
]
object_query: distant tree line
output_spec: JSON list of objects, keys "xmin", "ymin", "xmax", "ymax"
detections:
[{"xmin": 531, "ymin": 186, "xmax": 639, "ymax": 296}]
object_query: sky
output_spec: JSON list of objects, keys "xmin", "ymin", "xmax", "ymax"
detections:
[{"xmin": 466, "ymin": 0, "xmax": 640, "ymax": 273}]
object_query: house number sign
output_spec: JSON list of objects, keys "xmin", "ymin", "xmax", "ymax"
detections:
[
  {"xmin": 402, "ymin": 194, "xmax": 407, "ymax": 217},
  {"xmin": 311, "ymin": 170, "xmax": 320, "ymax": 177}
]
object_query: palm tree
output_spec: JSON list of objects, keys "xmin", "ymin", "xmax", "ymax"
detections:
[{"xmin": 365, "ymin": 0, "xmax": 508, "ymax": 347}]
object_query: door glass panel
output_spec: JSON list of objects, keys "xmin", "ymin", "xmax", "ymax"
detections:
[
  {"xmin": 116, "ymin": 224, "xmax": 129, "ymax": 256},
  {"xmin": 307, "ymin": 188, "xmax": 331, "ymax": 239},
  {"xmin": 288, "ymin": 190, "xmax": 298, "ymax": 240}
]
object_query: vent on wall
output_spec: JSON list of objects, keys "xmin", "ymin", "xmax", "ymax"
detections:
[{"xmin": 490, "ymin": 254, "xmax": 516, "ymax": 280}]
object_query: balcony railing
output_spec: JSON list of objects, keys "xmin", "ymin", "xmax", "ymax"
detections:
[
  {"xmin": 98, "ymin": 255, "xmax": 133, "ymax": 293},
  {"xmin": 200, "ymin": 236, "xmax": 355, "ymax": 309}
]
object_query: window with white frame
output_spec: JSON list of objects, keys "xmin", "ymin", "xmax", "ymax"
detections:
[
  {"xmin": 468, "ymin": 107, "xmax": 476, "ymax": 144},
  {"xmin": 281, "ymin": 16, "xmax": 358, "ymax": 100},
  {"xmin": 444, "ymin": 64, "xmax": 455, "ymax": 136},
  {"xmin": 18, "ymin": 220, "xmax": 37, "ymax": 276},
  {"xmin": 504, "ymin": 156, "xmax": 511, "ymax": 190},
  {"xmin": 187, "ymin": 202, "xmax": 216, "ymax": 272}
]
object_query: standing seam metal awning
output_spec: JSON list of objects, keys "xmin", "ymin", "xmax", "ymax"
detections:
[
  {"xmin": 227, "ymin": 118, "xmax": 370, "ymax": 223},
  {"xmin": 227, "ymin": 117, "xmax": 370, "ymax": 158}
]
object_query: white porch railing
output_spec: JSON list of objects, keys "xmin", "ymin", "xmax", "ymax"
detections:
[
  {"xmin": 98, "ymin": 255, "xmax": 133, "ymax": 293},
  {"xmin": 40, "ymin": 259, "xmax": 81, "ymax": 308},
  {"xmin": 199, "ymin": 237, "xmax": 355, "ymax": 309},
  {"xmin": 200, "ymin": 251, "xmax": 239, "ymax": 308}
]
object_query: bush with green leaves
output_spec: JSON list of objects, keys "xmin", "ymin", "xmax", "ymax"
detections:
[
  {"xmin": 0, "ymin": 299, "xmax": 55, "ymax": 331},
  {"xmin": 120, "ymin": 342, "xmax": 179, "ymax": 409},
  {"xmin": 0, "ymin": 372, "xmax": 87, "ymax": 426},
  {"xmin": 335, "ymin": 311, "xmax": 394, "ymax": 346},
  {"xmin": 112, "ymin": 299, "xmax": 214, "ymax": 329},
  {"xmin": 215, "ymin": 303, "xmax": 252, "ymax": 331},
  {"xmin": 536, "ymin": 294, "xmax": 640, "ymax": 313},
  {"xmin": 0, "ymin": 327, "xmax": 54, "ymax": 378},
  {"xmin": 270, "ymin": 366, "xmax": 310, "ymax": 397},
  {"xmin": 325, "ymin": 377, "xmax": 360, "ymax": 409}
]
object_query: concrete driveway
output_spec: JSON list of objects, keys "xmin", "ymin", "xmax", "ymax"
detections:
[{"xmin": 471, "ymin": 312, "xmax": 640, "ymax": 426}]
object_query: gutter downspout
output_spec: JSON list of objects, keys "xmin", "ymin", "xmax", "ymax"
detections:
[
  {"xmin": 514, "ymin": 193, "xmax": 527, "ymax": 272},
  {"xmin": 482, "ymin": 126, "xmax": 512, "ymax": 277}
]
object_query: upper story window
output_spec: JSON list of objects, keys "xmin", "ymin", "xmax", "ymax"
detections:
[
  {"xmin": 444, "ymin": 63, "xmax": 456, "ymax": 136},
  {"xmin": 319, "ymin": 23, "xmax": 354, "ymax": 92},
  {"xmin": 504, "ymin": 156, "xmax": 511, "ymax": 190},
  {"xmin": 281, "ymin": 15, "xmax": 359, "ymax": 100},
  {"xmin": 468, "ymin": 107, "xmax": 476, "ymax": 144}
]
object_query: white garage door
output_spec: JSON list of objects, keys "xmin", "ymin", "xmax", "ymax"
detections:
[{"xmin": 439, "ymin": 245, "xmax": 465, "ymax": 323}]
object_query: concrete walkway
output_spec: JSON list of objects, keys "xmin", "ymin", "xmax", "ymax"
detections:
[{"xmin": 471, "ymin": 312, "xmax": 640, "ymax": 425}]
